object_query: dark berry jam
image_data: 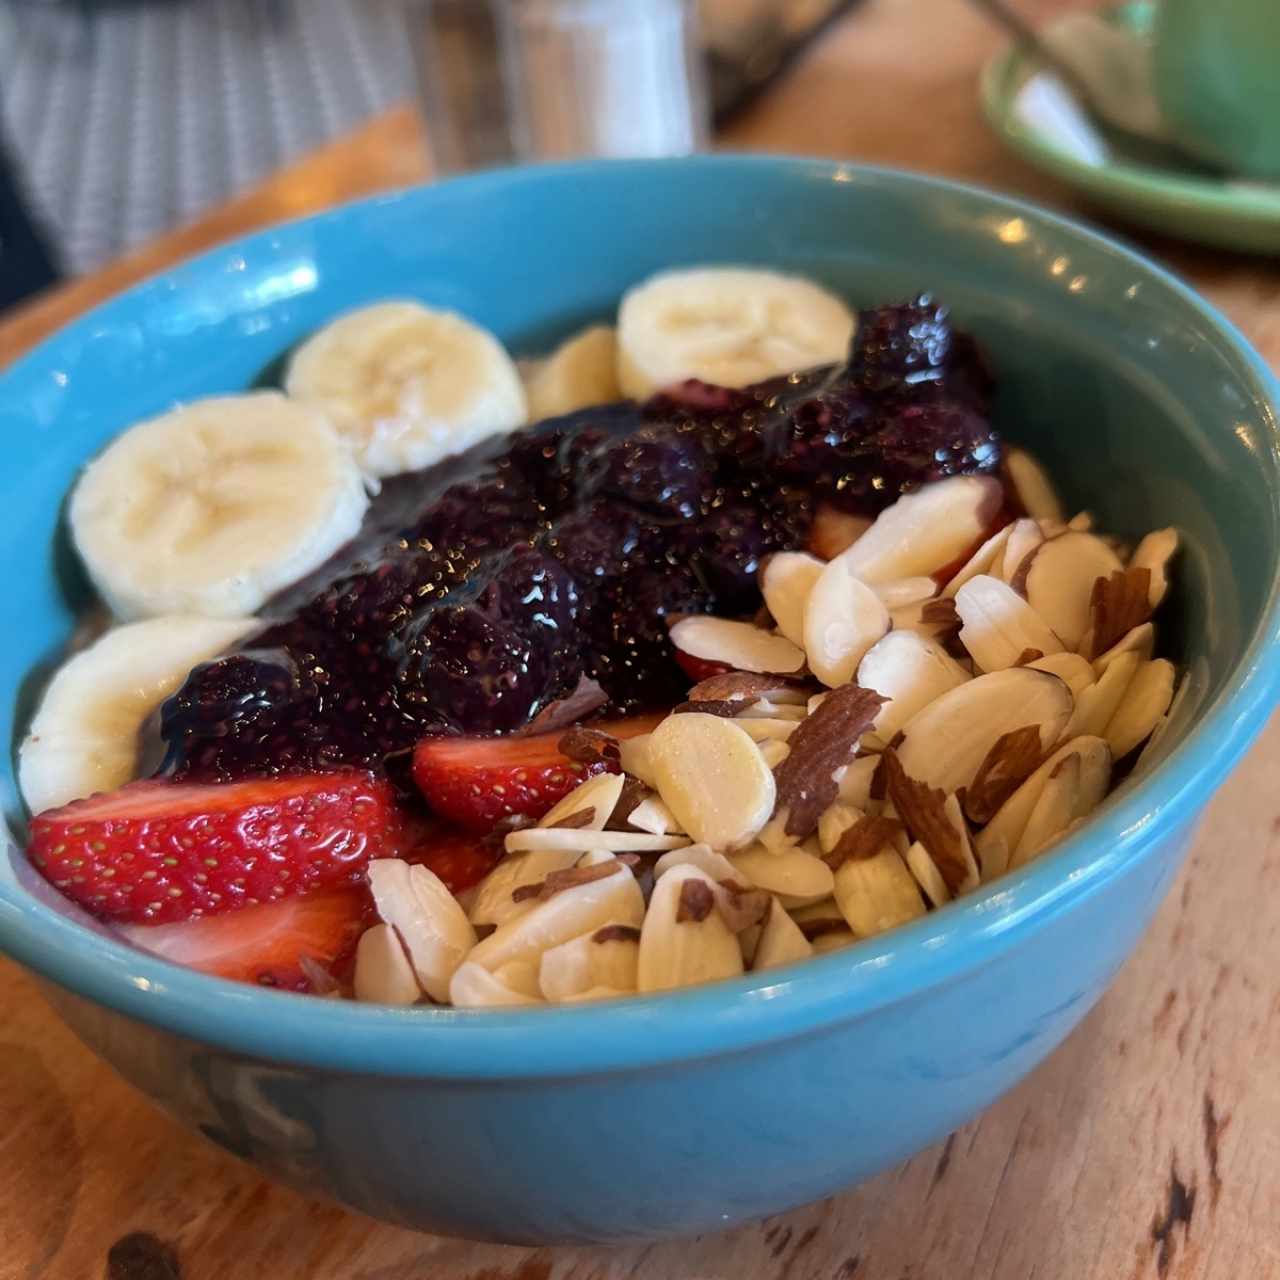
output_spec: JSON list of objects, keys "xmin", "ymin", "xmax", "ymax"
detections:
[{"xmin": 160, "ymin": 298, "xmax": 999, "ymax": 781}]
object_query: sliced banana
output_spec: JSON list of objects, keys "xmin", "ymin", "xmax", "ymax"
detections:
[
  {"xmin": 525, "ymin": 324, "xmax": 621, "ymax": 420},
  {"xmin": 616, "ymin": 267, "xmax": 856, "ymax": 398},
  {"xmin": 285, "ymin": 300, "xmax": 526, "ymax": 477},
  {"xmin": 18, "ymin": 615, "xmax": 257, "ymax": 815},
  {"xmin": 69, "ymin": 392, "xmax": 369, "ymax": 620}
]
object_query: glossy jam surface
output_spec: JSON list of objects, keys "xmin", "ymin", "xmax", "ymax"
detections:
[{"xmin": 161, "ymin": 299, "xmax": 999, "ymax": 780}]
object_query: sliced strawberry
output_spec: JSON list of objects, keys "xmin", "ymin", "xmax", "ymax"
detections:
[
  {"xmin": 119, "ymin": 885, "xmax": 369, "ymax": 991},
  {"xmin": 674, "ymin": 650, "xmax": 732, "ymax": 684},
  {"xmin": 28, "ymin": 771, "xmax": 404, "ymax": 924},
  {"xmin": 413, "ymin": 712, "xmax": 665, "ymax": 833},
  {"xmin": 405, "ymin": 826, "xmax": 502, "ymax": 895}
]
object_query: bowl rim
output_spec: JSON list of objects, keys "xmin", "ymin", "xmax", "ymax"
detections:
[{"xmin": 4, "ymin": 153, "xmax": 1279, "ymax": 1078}]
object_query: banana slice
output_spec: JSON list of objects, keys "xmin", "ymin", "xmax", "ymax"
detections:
[
  {"xmin": 525, "ymin": 324, "xmax": 621, "ymax": 420},
  {"xmin": 18, "ymin": 615, "xmax": 257, "ymax": 815},
  {"xmin": 616, "ymin": 266, "xmax": 855, "ymax": 398},
  {"xmin": 70, "ymin": 392, "xmax": 369, "ymax": 619},
  {"xmin": 285, "ymin": 300, "xmax": 527, "ymax": 477}
]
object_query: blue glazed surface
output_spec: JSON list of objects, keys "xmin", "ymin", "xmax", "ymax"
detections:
[{"xmin": 2, "ymin": 157, "xmax": 1279, "ymax": 1242}]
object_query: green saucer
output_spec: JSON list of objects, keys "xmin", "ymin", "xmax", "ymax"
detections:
[{"xmin": 980, "ymin": 1, "xmax": 1280, "ymax": 254}]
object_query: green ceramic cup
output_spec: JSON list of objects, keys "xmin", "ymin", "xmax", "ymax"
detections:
[{"xmin": 1153, "ymin": 0, "xmax": 1280, "ymax": 177}]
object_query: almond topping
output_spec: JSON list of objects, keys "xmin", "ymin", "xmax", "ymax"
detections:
[
  {"xmin": 1089, "ymin": 567, "xmax": 1154, "ymax": 658},
  {"xmin": 773, "ymin": 684, "xmax": 887, "ymax": 837},
  {"xmin": 882, "ymin": 750, "xmax": 976, "ymax": 893},
  {"xmin": 673, "ymin": 699, "xmax": 745, "ymax": 718},
  {"xmin": 675, "ymin": 878, "xmax": 715, "ymax": 923},
  {"xmin": 761, "ymin": 551, "xmax": 825, "ymax": 647},
  {"xmin": 668, "ymin": 615, "xmax": 806, "ymax": 675},
  {"xmin": 962, "ymin": 724, "xmax": 1045, "ymax": 824},
  {"xmin": 511, "ymin": 860, "xmax": 621, "ymax": 903},
  {"xmin": 797, "ymin": 916, "xmax": 851, "ymax": 941},
  {"xmin": 823, "ymin": 815, "xmax": 906, "ymax": 869},
  {"xmin": 552, "ymin": 807, "xmax": 596, "ymax": 831},
  {"xmin": 686, "ymin": 671, "xmax": 810, "ymax": 703},
  {"xmin": 593, "ymin": 924, "xmax": 641, "ymax": 944},
  {"xmin": 1014, "ymin": 648, "xmax": 1044, "ymax": 667},
  {"xmin": 711, "ymin": 881, "xmax": 773, "ymax": 933},
  {"xmin": 558, "ymin": 726, "xmax": 621, "ymax": 767},
  {"xmin": 1004, "ymin": 447, "xmax": 1064, "ymax": 523}
]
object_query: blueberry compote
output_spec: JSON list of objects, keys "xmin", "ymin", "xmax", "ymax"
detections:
[{"xmin": 161, "ymin": 298, "xmax": 999, "ymax": 781}]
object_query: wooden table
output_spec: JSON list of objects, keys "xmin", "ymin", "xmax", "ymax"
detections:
[{"xmin": 4, "ymin": 3, "xmax": 1280, "ymax": 1276}]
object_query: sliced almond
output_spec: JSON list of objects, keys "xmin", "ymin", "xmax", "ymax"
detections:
[
  {"xmin": 856, "ymin": 629, "xmax": 970, "ymax": 741},
  {"xmin": 962, "ymin": 723, "xmax": 1045, "ymax": 824},
  {"xmin": 758, "ymin": 739, "xmax": 791, "ymax": 769},
  {"xmin": 649, "ymin": 712, "xmax": 776, "ymax": 850},
  {"xmin": 687, "ymin": 672, "xmax": 808, "ymax": 704},
  {"xmin": 1027, "ymin": 651, "xmax": 1096, "ymax": 697},
  {"xmin": 353, "ymin": 923, "xmax": 422, "ymax": 1006},
  {"xmin": 817, "ymin": 802, "xmax": 862, "ymax": 855},
  {"xmin": 872, "ymin": 577, "xmax": 938, "ymax": 609},
  {"xmin": 955, "ymin": 574, "xmax": 1064, "ymax": 673},
  {"xmin": 1130, "ymin": 528, "xmax": 1178, "ymax": 608},
  {"xmin": 833, "ymin": 844, "xmax": 925, "ymax": 936},
  {"xmin": 895, "ymin": 667, "xmax": 1074, "ymax": 794},
  {"xmin": 669, "ymin": 616, "xmax": 805, "ymax": 675},
  {"xmin": 506, "ymin": 827, "xmax": 689, "ymax": 855},
  {"xmin": 1061, "ymin": 650, "xmax": 1140, "ymax": 742},
  {"xmin": 904, "ymin": 841, "xmax": 952, "ymax": 908},
  {"xmin": 1133, "ymin": 670, "xmax": 1190, "ymax": 777},
  {"xmin": 539, "ymin": 925, "xmax": 639, "ymax": 1002},
  {"xmin": 367, "ymin": 860, "xmax": 476, "ymax": 1004},
  {"xmin": 727, "ymin": 844, "xmax": 835, "ymax": 903},
  {"xmin": 809, "ymin": 504, "xmax": 872, "ymax": 560},
  {"xmin": 538, "ymin": 771, "xmax": 625, "ymax": 831},
  {"xmin": 836, "ymin": 475, "xmax": 1004, "ymax": 584},
  {"xmin": 738, "ymin": 717, "xmax": 799, "ymax": 742},
  {"xmin": 835, "ymin": 754, "xmax": 881, "ymax": 809},
  {"xmin": 1094, "ymin": 622, "xmax": 1155, "ymax": 675},
  {"xmin": 1022, "ymin": 531, "xmax": 1124, "ymax": 650},
  {"xmin": 978, "ymin": 832, "xmax": 1011, "ymax": 881},
  {"xmin": 804, "ymin": 555, "xmax": 891, "ymax": 687},
  {"xmin": 942, "ymin": 521, "xmax": 1014, "ymax": 599},
  {"xmin": 468, "ymin": 859, "xmax": 644, "ymax": 972},
  {"xmin": 810, "ymin": 930, "xmax": 857, "ymax": 954},
  {"xmin": 756, "ymin": 813, "xmax": 800, "ymax": 855},
  {"xmin": 1089, "ymin": 567, "xmax": 1154, "ymax": 659},
  {"xmin": 636, "ymin": 865, "xmax": 744, "ymax": 993},
  {"xmin": 1010, "ymin": 753, "xmax": 1082, "ymax": 868},
  {"xmin": 761, "ymin": 551, "xmax": 825, "ymax": 647},
  {"xmin": 653, "ymin": 843, "xmax": 740, "ymax": 883},
  {"xmin": 979, "ymin": 736, "xmax": 1111, "ymax": 866},
  {"xmin": 882, "ymin": 753, "xmax": 979, "ymax": 894},
  {"xmin": 468, "ymin": 848, "xmax": 581, "ymax": 929},
  {"xmin": 1104, "ymin": 659, "xmax": 1175, "ymax": 759},
  {"xmin": 627, "ymin": 795, "xmax": 683, "ymax": 836},
  {"xmin": 998, "ymin": 517, "xmax": 1045, "ymax": 588},
  {"xmin": 738, "ymin": 699, "xmax": 808, "ymax": 720},
  {"xmin": 493, "ymin": 959, "xmax": 543, "ymax": 999},
  {"xmin": 889, "ymin": 597, "xmax": 961, "ymax": 642},
  {"xmin": 560, "ymin": 984, "xmax": 631, "ymax": 1004},
  {"xmin": 1004, "ymin": 447, "xmax": 1064, "ymax": 523},
  {"xmin": 752, "ymin": 897, "xmax": 814, "ymax": 969},
  {"xmin": 449, "ymin": 960, "xmax": 543, "ymax": 1008},
  {"xmin": 618, "ymin": 733, "xmax": 660, "ymax": 788}
]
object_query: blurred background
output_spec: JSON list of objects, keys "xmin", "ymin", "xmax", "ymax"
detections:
[{"xmin": 0, "ymin": 0, "xmax": 857, "ymax": 310}]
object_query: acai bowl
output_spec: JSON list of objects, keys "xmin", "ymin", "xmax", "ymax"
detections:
[{"xmin": 2, "ymin": 157, "xmax": 1278, "ymax": 1244}]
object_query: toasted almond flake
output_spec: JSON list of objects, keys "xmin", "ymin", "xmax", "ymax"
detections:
[
  {"xmin": 1104, "ymin": 659, "xmax": 1175, "ymax": 758},
  {"xmin": 512, "ymin": 861, "xmax": 622, "ymax": 904},
  {"xmin": 1010, "ymin": 752, "xmax": 1082, "ymax": 867},
  {"xmin": 833, "ymin": 843, "xmax": 925, "ymax": 935},
  {"xmin": 493, "ymin": 959, "xmax": 543, "ymax": 999},
  {"xmin": 653, "ymin": 844, "xmax": 741, "ymax": 883},
  {"xmin": 796, "ymin": 914, "xmax": 851, "ymax": 940},
  {"xmin": 735, "ymin": 717, "xmax": 799, "ymax": 743},
  {"xmin": 942, "ymin": 522, "xmax": 1015, "ymax": 599},
  {"xmin": 873, "ymin": 576, "xmax": 938, "ymax": 609},
  {"xmin": 759, "ymin": 740, "xmax": 791, "ymax": 769},
  {"xmin": 648, "ymin": 712, "xmax": 777, "ymax": 850},
  {"xmin": 834, "ymin": 754, "xmax": 881, "ymax": 809},
  {"xmin": 811, "ymin": 929, "xmax": 857, "ymax": 954},
  {"xmin": 669, "ymin": 615, "xmax": 806, "ymax": 675},
  {"xmin": 1004, "ymin": 447, "xmax": 1064, "ymax": 523},
  {"xmin": 809, "ymin": 504, "xmax": 872, "ymax": 559},
  {"xmin": 674, "ymin": 698, "xmax": 747, "ymax": 719},
  {"xmin": 917, "ymin": 597, "xmax": 962, "ymax": 634},
  {"xmin": 1094, "ymin": 622, "xmax": 1155, "ymax": 674},
  {"xmin": 752, "ymin": 897, "xmax": 814, "ymax": 969},
  {"xmin": 710, "ymin": 879, "xmax": 773, "ymax": 932},
  {"xmin": 976, "ymin": 735, "xmax": 1111, "ymax": 862},
  {"xmin": 773, "ymin": 683, "xmax": 887, "ymax": 837},
  {"xmin": 505, "ymin": 827, "xmax": 689, "ymax": 856},
  {"xmin": 978, "ymin": 832, "xmax": 1011, "ymax": 881},
  {"xmin": 824, "ymin": 814, "xmax": 906, "ymax": 869},
  {"xmin": 1038, "ymin": 517, "xmax": 1068, "ymax": 539},
  {"xmin": 756, "ymin": 812, "xmax": 800, "ymax": 854},
  {"xmin": 353, "ymin": 923, "xmax": 422, "ymax": 1006},
  {"xmin": 468, "ymin": 856, "xmax": 645, "ymax": 972},
  {"xmin": 449, "ymin": 961, "xmax": 543, "ymax": 1008},
  {"xmin": 998, "ymin": 518, "xmax": 1045, "ymax": 591},
  {"xmin": 1028, "ymin": 651, "xmax": 1096, "ymax": 697},
  {"xmin": 1089, "ymin": 568, "xmax": 1154, "ymax": 659},
  {"xmin": 627, "ymin": 795, "xmax": 683, "ymax": 836},
  {"xmin": 836, "ymin": 476, "xmax": 1005, "ymax": 584},
  {"xmin": 727, "ymin": 844, "xmax": 835, "ymax": 903},
  {"xmin": 539, "ymin": 926, "xmax": 639, "ymax": 1002},
  {"xmin": 896, "ymin": 667, "xmax": 1074, "ymax": 795},
  {"xmin": 618, "ymin": 733, "xmax": 659, "ymax": 788},
  {"xmin": 962, "ymin": 724, "xmax": 1045, "ymax": 824},
  {"xmin": 514, "ymin": 677, "xmax": 608, "ymax": 737},
  {"xmin": 675, "ymin": 877, "xmax": 715, "ymax": 923},
  {"xmin": 803, "ymin": 555, "xmax": 891, "ymax": 687},
  {"xmin": 1020, "ymin": 531, "xmax": 1125, "ymax": 650},
  {"xmin": 468, "ymin": 848, "xmax": 581, "ymax": 928},
  {"xmin": 558, "ymin": 725, "xmax": 621, "ymax": 768},
  {"xmin": 1061, "ymin": 650, "xmax": 1140, "ymax": 742},
  {"xmin": 739, "ymin": 699, "xmax": 808, "ymax": 720},
  {"xmin": 882, "ymin": 751, "xmax": 978, "ymax": 893},
  {"xmin": 607, "ymin": 775, "xmax": 650, "ymax": 831},
  {"xmin": 856, "ymin": 629, "xmax": 971, "ymax": 742},
  {"xmin": 637, "ymin": 865, "xmax": 745, "ymax": 993},
  {"xmin": 367, "ymin": 860, "xmax": 477, "ymax": 1004},
  {"xmin": 955, "ymin": 574, "xmax": 1064, "ymax": 673},
  {"xmin": 904, "ymin": 840, "xmax": 952, "ymax": 907},
  {"xmin": 1130, "ymin": 528, "xmax": 1178, "ymax": 607},
  {"xmin": 761, "ymin": 551, "xmax": 825, "ymax": 647},
  {"xmin": 1064, "ymin": 511, "xmax": 1092, "ymax": 532},
  {"xmin": 538, "ymin": 771, "xmax": 624, "ymax": 832},
  {"xmin": 687, "ymin": 671, "xmax": 808, "ymax": 703},
  {"xmin": 817, "ymin": 802, "xmax": 861, "ymax": 855},
  {"xmin": 561, "ymin": 985, "xmax": 631, "ymax": 1004}
]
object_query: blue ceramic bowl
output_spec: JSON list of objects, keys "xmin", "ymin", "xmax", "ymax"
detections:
[{"xmin": 3, "ymin": 158, "xmax": 1279, "ymax": 1245}]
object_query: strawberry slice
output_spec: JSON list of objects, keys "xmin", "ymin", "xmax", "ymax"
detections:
[
  {"xmin": 405, "ymin": 827, "xmax": 502, "ymax": 895},
  {"xmin": 413, "ymin": 712, "xmax": 665, "ymax": 833},
  {"xmin": 28, "ymin": 771, "xmax": 404, "ymax": 925},
  {"xmin": 119, "ymin": 885, "xmax": 369, "ymax": 991}
]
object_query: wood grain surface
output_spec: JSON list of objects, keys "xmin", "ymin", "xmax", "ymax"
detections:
[{"xmin": 4, "ymin": 2, "xmax": 1280, "ymax": 1276}]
